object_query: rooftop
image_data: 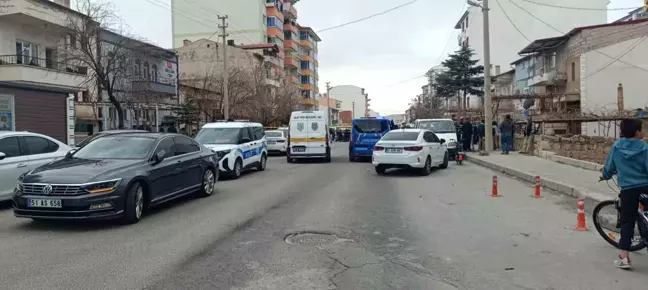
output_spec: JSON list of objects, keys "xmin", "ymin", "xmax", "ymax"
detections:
[
  {"xmin": 298, "ymin": 26, "xmax": 322, "ymax": 41},
  {"xmin": 454, "ymin": 10, "xmax": 469, "ymax": 29}
]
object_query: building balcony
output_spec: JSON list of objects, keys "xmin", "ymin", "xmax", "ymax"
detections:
[
  {"xmin": 266, "ymin": 6, "xmax": 284, "ymax": 22},
  {"xmin": 75, "ymin": 103, "xmax": 101, "ymax": 121},
  {"xmin": 284, "ymin": 57, "xmax": 298, "ymax": 68},
  {"xmin": 299, "ymin": 54, "xmax": 313, "ymax": 62},
  {"xmin": 527, "ymin": 70, "xmax": 557, "ymax": 87},
  {"xmin": 0, "ymin": 0, "xmax": 88, "ymax": 29},
  {"xmin": 284, "ymin": 40, "xmax": 299, "ymax": 51},
  {"xmin": 131, "ymin": 77, "xmax": 177, "ymax": 96},
  {"xmin": 284, "ymin": 23, "xmax": 298, "ymax": 34},
  {"xmin": 299, "ymin": 40, "xmax": 313, "ymax": 49},
  {"xmin": 302, "ymin": 97, "xmax": 315, "ymax": 106},
  {"xmin": 282, "ymin": 3, "xmax": 298, "ymax": 19},
  {"xmin": 301, "ymin": 69, "xmax": 313, "ymax": 76},
  {"xmin": 0, "ymin": 55, "xmax": 88, "ymax": 90},
  {"xmin": 267, "ymin": 27, "xmax": 284, "ymax": 40},
  {"xmin": 300, "ymin": 83, "xmax": 313, "ymax": 90}
]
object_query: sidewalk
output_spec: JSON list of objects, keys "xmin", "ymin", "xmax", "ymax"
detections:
[{"xmin": 465, "ymin": 152, "xmax": 617, "ymax": 203}]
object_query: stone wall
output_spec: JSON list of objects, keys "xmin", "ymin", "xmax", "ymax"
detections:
[{"xmin": 518, "ymin": 134, "xmax": 648, "ymax": 165}]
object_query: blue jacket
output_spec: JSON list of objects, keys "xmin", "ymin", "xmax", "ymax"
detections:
[{"xmin": 602, "ymin": 138, "xmax": 648, "ymax": 190}]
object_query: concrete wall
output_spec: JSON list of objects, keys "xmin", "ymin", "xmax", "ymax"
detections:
[{"xmin": 171, "ymin": 0, "xmax": 266, "ymax": 48}]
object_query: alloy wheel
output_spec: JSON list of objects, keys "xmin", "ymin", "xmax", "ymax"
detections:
[
  {"xmin": 135, "ymin": 186, "xmax": 144, "ymax": 219},
  {"xmin": 203, "ymin": 170, "xmax": 215, "ymax": 194}
]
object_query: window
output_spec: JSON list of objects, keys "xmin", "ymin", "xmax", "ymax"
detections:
[
  {"xmin": 0, "ymin": 95, "xmax": 15, "ymax": 131},
  {"xmin": 143, "ymin": 62, "xmax": 149, "ymax": 80},
  {"xmin": 135, "ymin": 59, "xmax": 141, "ymax": 76},
  {"xmin": 23, "ymin": 136, "xmax": 59, "ymax": 155},
  {"xmin": 299, "ymin": 31, "xmax": 308, "ymax": 40},
  {"xmin": 173, "ymin": 136, "xmax": 200, "ymax": 155},
  {"xmin": 571, "ymin": 62, "xmax": 576, "ymax": 81},
  {"xmin": 16, "ymin": 41, "xmax": 39, "ymax": 65},
  {"xmin": 466, "ymin": 37, "xmax": 469, "ymax": 46},
  {"xmin": 155, "ymin": 137, "xmax": 176, "ymax": 158},
  {"xmin": 81, "ymin": 91, "xmax": 90, "ymax": 102},
  {"xmin": 301, "ymin": 75, "xmax": 309, "ymax": 84},
  {"xmin": 0, "ymin": 137, "xmax": 20, "ymax": 158},
  {"xmin": 152, "ymin": 64, "xmax": 158, "ymax": 82},
  {"xmin": 240, "ymin": 127, "xmax": 252, "ymax": 143},
  {"xmin": 300, "ymin": 61, "xmax": 309, "ymax": 70},
  {"xmin": 424, "ymin": 132, "xmax": 440, "ymax": 143},
  {"xmin": 549, "ymin": 53, "xmax": 556, "ymax": 68},
  {"xmin": 45, "ymin": 48, "xmax": 56, "ymax": 69},
  {"xmin": 381, "ymin": 132, "xmax": 419, "ymax": 141},
  {"xmin": 69, "ymin": 34, "xmax": 77, "ymax": 49},
  {"xmin": 74, "ymin": 136, "xmax": 155, "ymax": 159},
  {"xmin": 267, "ymin": 17, "xmax": 276, "ymax": 27},
  {"xmin": 252, "ymin": 126, "xmax": 264, "ymax": 140}
]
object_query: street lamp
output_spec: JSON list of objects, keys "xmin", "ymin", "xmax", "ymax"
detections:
[{"xmin": 467, "ymin": 0, "xmax": 493, "ymax": 153}]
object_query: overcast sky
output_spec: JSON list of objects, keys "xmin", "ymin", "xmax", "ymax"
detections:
[{"xmin": 104, "ymin": 0, "xmax": 640, "ymax": 115}]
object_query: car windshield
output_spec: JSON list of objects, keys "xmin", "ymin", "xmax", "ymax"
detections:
[
  {"xmin": 417, "ymin": 120, "xmax": 455, "ymax": 133},
  {"xmin": 75, "ymin": 134, "xmax": 103, "ymax": 148},
  {"xmin": 381, "ymin": 131, "xmax": 419, "ymax": 141},
  {"xmin": 195, "ymin": 128, "xmax": 241, "ymax": 144},
  {"xmin": 266, "ymin": 131, "xmax": 282, "ymax": 138},
  {"xmin": 72, "ymin": 136, "xmax": 155, "ymax": 159},
  {"xmin": 353, "ymin": 119, "xmax": 387, "ymax": 133}
]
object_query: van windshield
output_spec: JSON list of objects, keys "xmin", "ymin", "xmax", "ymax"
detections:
[
  {"xmin": 195, "ymin": 128, "xmax": 241, "ymax": 144},
  {"xmin": 353, "ymin": 119, "xmax": 387, "ymax": 133},
  {"xmin": 417, "ymin": 120, "xmax": 455, "ymax": 133}
]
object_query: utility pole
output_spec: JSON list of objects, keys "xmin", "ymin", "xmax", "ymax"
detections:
[
  {"xmin": 326, "ymin": 82, "xmax": 331, "ymax": 126},
  {"xmin": 352, "ymin": 102, "xmax": 355, "ymax": 119},
  {"xmin": 468, "ymin": 0, "xmax": 493, "ymax": 152},
  {"xmin": 218, "ymin": 15, "xmax": 230, "ymax": 120}
]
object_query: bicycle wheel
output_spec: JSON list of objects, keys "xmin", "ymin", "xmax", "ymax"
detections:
[{"xmin": 592, "ymin": 200, "xmax": 647, "ymax": 252}]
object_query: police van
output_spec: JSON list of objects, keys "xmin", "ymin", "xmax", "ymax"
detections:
[
  {"xmin": 194, "ymin": 120, "xmax": 268, "ymax": 179},
  {"xmin": 287, "ymin": 111, "xmax": 331, "ymax": 163}
]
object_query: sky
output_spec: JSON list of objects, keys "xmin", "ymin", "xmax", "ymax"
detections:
[{"xmin": 100, "ymin": 0, "xmax": 640, "ymax": 115}]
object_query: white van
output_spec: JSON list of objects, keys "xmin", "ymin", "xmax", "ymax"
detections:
[
  {"xmin": 413, "ymin": 118, "xmax": 459, "ymax": 160},
  {"xmin": 195, "ymin": 121, "xmax": 268, "ymax": 179},
  {"xmin": 287, "ymin": 111, "xmax": 331, "ymax": 163}
]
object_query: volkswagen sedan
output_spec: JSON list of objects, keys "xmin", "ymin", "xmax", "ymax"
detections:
[{"xmin": 13, "ymin": 133, "xmax": 219, "ymax": 224}]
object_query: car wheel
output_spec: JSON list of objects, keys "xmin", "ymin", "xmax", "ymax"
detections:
[
  {"xmin": 439, "ymin": 152, "xmax": 449, "ymax": 169},
  {"xmin": 197, "ymin": 168, "xmax": 216, "ymax": 197},
  {"xmin": 349, "ymin": 155, "xmax": 355, "ymax": 162},
  {"xmin": 375, "ymin": 165, "xmax": 386, "ymax": 175},
  {"xmin": 420, "ymin": 156, "xmax": 432, "ymax": 176},
  {"xmin": 122, "ymin": 183, "xmax": 144, "ymax": 224},
  {"xmin": 286, "ymin": 154, "xmax": 293, "ymax": 163},
  {"xmin": 257, "ymin": 153, "xmax": 267, "ymax": 171},
  {"xmin": 232, "ymin": 158, "xmax": 243, "ymax": 179}
]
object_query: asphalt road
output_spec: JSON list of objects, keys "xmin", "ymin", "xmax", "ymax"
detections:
[{"xmin": 0, "ymin": 143, "xmax": 645, "ymax": 290}]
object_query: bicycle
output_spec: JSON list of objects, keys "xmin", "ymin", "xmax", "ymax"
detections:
[{"xmin": 592, "ymin": 176, "xmax": 648, "ymax": 252}]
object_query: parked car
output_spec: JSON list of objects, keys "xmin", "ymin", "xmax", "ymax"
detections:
[
  {"xmin": 195, "ymin": 121, "xmax": 268, "ymax": 179},
  {"xmin": 12, "ymin": 133, "xmax": 219, "ymax": 224},
  {"xmin": 265, "ymin": 130, "xmax": 287, "ymax": 154},
  {"xmin": 372, "ymin": 129, "xmax": 449, "ymax": 175},
  {"xmin": 74, "ymin": 129, "xmax": 149, "ymax": 149},
  {"xmin": 0, "ymin": 132, "xmax": 70, "ymax": 202}
]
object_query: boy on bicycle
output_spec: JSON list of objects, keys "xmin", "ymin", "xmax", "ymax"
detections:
[{"xmin": 601, "ymin": 119, "xmax": 648, "ymax": 269}]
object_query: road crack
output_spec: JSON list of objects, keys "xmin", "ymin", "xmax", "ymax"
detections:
[
  {"xmin": 388, "ymin": 258, "xmax": 460, "ymax": 289},
  {"xmin": 325, "ymin": 254, "xmax": 387, "ymax": 288}
]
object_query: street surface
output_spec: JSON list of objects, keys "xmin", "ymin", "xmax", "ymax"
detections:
[{"xmin": 0, "ymin": 143, "xmax": 645, "ymax": 289}]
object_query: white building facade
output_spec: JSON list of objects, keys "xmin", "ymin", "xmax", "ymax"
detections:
[{"xmin": 328, "ymin": 85, "xmax": 368, "ymax": 119}]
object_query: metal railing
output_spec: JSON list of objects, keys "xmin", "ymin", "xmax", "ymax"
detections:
[{"xmin": 0, "ymin": 55, "xmax": 88, "ymax": 75}]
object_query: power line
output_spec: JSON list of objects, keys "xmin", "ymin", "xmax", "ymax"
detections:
[
  {"xmin": 435, "ymin": 1, "xmax": 468, "ymax": 64},
  {"xmin": 516, "ymin": 0, "xmax": 640, "ymax": 11},
  {"xmin": 495, "ymin": 0, "xmax": 531, "ymax": 42},
  {"xmin": 508, "ymin": 0, "xmax": 648, "ymax": 74},
  {"xmin": 316, "ymin": 0, "xmax": 420, "ymax": 33},
  {"xmin": 585, "ymin": 36, "xmax": 648, "ymax": 79}
]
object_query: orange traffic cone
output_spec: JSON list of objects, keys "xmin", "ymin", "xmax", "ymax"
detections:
[
  {"xmin": 575, "ymin": 198, "xmax": 589, "ymax": 231},
  {"xmin": 491, "ymin": 176, "xmax": 499, "ymax": 197},
  {"xmin": 533, "ymin": 176, "xmax": 542, "ymax": 198}
]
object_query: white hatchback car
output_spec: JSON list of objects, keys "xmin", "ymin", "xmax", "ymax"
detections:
[
  {"xmin": 372, "ymin": 129, "xmax": 449, "ymax": 175},
  {"xmin": 0, "ymin": 131, "xmax": 71, "ymax": 201}
]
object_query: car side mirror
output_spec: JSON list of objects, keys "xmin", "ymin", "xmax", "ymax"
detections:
[
  {"xmin": 65, "ymin": 149, "xmax": 77, "ymax": 158},
  {"xmin": 151, "ymin": 150, "xmax": 166, "ymax": 165},
  {"xmin": 240, "ymin": 137, "xmax": 251, "ymax": 144},
  {"xmin": 440, "ymin": 139, "xmax": 446, "ymax": 144},
  {"xmin": 0, "ymin": 152, "xmax": 5, "ymax": 161}
]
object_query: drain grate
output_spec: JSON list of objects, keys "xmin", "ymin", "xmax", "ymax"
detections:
[{"xmin": 285, "ymin": 232, "xmax": 340, "ymax": 246}]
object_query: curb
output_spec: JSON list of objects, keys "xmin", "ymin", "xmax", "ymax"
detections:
[{"xmin": 465, "ymin": 155, "xmax": 611, "ymax": 206}]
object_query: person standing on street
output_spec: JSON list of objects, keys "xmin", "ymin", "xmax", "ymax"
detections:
[
  {"xmin": 477, "ymin": 119, "xmax": 486, "ymax": 151},
  {"xmin": 461, "ymin": 119, "xmax": 473, "ymax": 152},
  {"xmin": 520, "ymin": 116, "xmax": 535, "ymax": 154},
  {"xmin": 492, "ymin": 120, "xmax": 500, "ymax": 150},
  {"xmin": 601, "ymin": 119, "xmax": 648, "ymax": 269},
  {"xmin": 499, "ymin": 115, "xmax": 515, "ymax": 154}
]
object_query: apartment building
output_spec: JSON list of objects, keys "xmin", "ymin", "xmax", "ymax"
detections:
[
  {"xmin": 614, "ymin": 7, "xmax": 648, "ymax": 23},
  {"xmin": 455, "ymin": 0, "xmax": 606, "ymax": 108},
  {"xmin": 171, "ymin": 0, "xmax": 321, "ymax": 109},
  {"xmin": 511, "ymin": 19, "xmax": 648, "ymax": 136},
  {"xmin": 0, "ymin": 0, "xmax": 84, "ymax": 144},
  {"xmin": 329, "ymin": 85, "xmax": 369, "ymax": 119}
]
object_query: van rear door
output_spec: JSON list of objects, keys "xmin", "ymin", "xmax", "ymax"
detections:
[
  {"xmin": 290, "ymin": 118, "xmax": 308, "ymax": 155},
  {"xmin": 305, "ymin": 118, "xmax": 327, "ymax": 155}
]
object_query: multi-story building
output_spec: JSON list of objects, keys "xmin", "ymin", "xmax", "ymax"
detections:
[
  {"xmin": 454, "ymin": 0, "xmax": 607, "ymax": 108},
  {"xmin": 0, "ymin": 0, "xmax": 84, "ymax": 144},
  {"xmin": 329, "ymin": 85, "xmax": 369, "ymax": 119},
  {"xmin": 171, "ymin": 0, "xmax": 320, "ymax": 109},
  {"xmin": 511, "ymin": 19, "xmax": 648, "ymax": 136},
  {"xmin": 297, "ymin": 26, "xmax": 320, "ymax": 109},
  {"xmin": 614, "ymin": 7, "xmax": 648, "ymax": 23}
]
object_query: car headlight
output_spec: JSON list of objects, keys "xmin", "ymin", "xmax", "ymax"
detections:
[
  {"xmin": 82, "ymin": 179, "xmax": 122, "ymax": 194},
  {"xmin": 15, "ymin": 181, "xmax": 23, "ymax": 192},
  {"xmin": 213, "ymin": 149, "xmax": 231, "ymax": 158}
]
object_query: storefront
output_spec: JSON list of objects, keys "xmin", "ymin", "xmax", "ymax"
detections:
[{"xmin": 0, "ymin": 83, "xmax": 74, "ymax": 144}]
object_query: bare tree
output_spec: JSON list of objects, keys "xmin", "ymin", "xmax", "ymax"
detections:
[{"xmin": 61, "ymin": 0, "xmax": 149, "ymax": 129}]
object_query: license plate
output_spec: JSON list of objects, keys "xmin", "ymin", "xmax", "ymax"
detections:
[
  {"xmin": 386, "ymin": 148, "xmax": 402, "ymax": 153},
  {"xmin": 267, "ymin": 141, "xmax": 276, "ymax": 144},
  {"xmin": 28, "ymin": 198, "xmax": 62, "ymax": 208},
  {"xmin": 293, "ymin": 147, "xmax": 306, "ymax": 152}
]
